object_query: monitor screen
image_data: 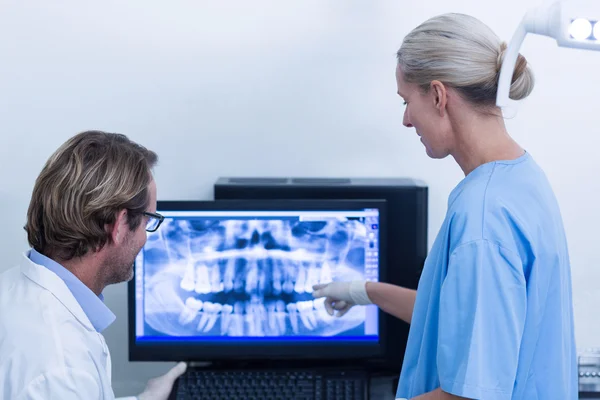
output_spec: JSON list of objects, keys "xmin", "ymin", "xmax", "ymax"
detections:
[{"xmin": 129, "ymin": 199, "xmax": 386, "ymax": 362}]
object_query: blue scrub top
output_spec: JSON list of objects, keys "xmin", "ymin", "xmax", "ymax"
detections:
[{"xmin": 396, "ymin": 152, "xmax": 577, "ymax": 400}]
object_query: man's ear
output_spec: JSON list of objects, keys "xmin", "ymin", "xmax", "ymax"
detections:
[
  {"xmin": 107, "ymin": 209, "xmax": 128, "ymax": 245},
  {"xmin": 430, "ymin": 80, "xmax": 447, "ymax": 117}
]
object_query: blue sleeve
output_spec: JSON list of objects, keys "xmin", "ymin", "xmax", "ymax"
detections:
[{"xmin": 438, "ymin": 239, "xmax": 526, "ymax": 400}]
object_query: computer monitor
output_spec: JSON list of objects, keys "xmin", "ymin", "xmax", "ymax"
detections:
[{"xmin": 128, "ymin": 199, "xmax": 387, "ymax": 364}]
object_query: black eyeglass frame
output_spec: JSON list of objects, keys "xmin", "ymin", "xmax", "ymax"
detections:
[{"xmin": 142, "ymin": 211, "xmax": 164, "ymax": 232}]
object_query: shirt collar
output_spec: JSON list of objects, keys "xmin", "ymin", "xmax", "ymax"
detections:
[
  {"xmin": 28, "ymin": 249, "xmax": 116, "ymax": 332},
  {"xmin": 447, "ymin": 151, "xmax": 531, "ymax": 209}
]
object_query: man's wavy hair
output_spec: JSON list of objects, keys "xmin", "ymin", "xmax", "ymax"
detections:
[{"xmin": 24, "ymin": 130, "xmax": 158, "ymax": 261}]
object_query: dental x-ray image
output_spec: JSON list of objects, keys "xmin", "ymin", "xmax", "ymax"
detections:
[{"xmin": 138, "ymin": 213, "xmax": 379, "ymax": 341}]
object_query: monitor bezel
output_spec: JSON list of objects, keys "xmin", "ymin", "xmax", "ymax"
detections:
[{"xmin": 128, "ymin": 198, "xmax": 388, "ymax": 363}]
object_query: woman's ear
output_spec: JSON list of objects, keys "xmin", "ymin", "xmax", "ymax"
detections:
[{"xmin": 430, "ymin": 80, "xmax": 447, "ymax": 117}]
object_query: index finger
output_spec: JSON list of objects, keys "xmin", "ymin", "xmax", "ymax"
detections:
[
  {"xmin": 312, "ymin": 283, "xmax": 328, "ymax": 291},
  {"xmin": 165, "ymin": 361, "xmax": 188, "ymax": 381}
]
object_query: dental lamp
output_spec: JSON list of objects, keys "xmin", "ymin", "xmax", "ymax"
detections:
[{"xmin": 496, "ymin": 0, "xmax": 600, "ymax": 110}]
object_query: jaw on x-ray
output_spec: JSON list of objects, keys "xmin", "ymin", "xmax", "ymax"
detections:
[{"xmin": 141, "ymin": 216, "xmax": 370, "ymax": 338}]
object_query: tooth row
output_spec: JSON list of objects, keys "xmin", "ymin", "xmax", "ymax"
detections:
[
  {"xmin": 178, "ymin": 297, "xmax": 332, "ymax": 335},
  {"xmin": 180, "ymin": 248, "xmax": 331, "ymax": 263},
  {"xmin": 180, "ymin": 258, "xmax": 333, "ymax": 295}
]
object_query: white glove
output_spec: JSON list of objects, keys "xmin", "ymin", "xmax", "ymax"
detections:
[
  {"xmin": 312, "ymin": 281, "xmax": 372, "ymax": 317},
  {"xmin": 137, "ymin": 362, "xmax": 187, "ymax": 400}
]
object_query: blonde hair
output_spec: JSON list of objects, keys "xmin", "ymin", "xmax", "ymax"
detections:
[
  {"xmin": 397, "ymin": 13, "xmax": 534, "ymax": 106},
  {"xmin": 25, "ymin": 131, "xmax": 158, "ymax": 261}
]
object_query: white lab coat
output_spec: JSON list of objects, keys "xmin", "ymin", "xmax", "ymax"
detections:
[{"xmin": 0, "ymin": 253, "xmax": 123, "ymax": 400}]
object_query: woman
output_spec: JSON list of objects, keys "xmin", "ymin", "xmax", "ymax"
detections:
[{"xmin": 312, "ymin": 13, "xmax": 577, "ymax": 400}]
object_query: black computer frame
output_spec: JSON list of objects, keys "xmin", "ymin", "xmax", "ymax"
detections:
[{"xmin": 128, "ymin": 198, "xmax": 388, "ymax": 365}]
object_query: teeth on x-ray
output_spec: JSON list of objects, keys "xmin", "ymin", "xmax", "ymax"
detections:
[
  {"xmin": 223, "ymin": 259, "xmax": 235, "ymax": 293},
  {"xmin": 194, "ymin": 264, "xmax": 211, "ymax": 294},
  {"xmin": 229, "ymin": 302, "xmax": 245, "ymax": 336},
  {"xmin": 143, "ymin": 217, "xmax": 371, "ymax": 337},
  {"xmin": 178, "ymin": 297, "xmax": 203, "ymax": 325},
  {"xmin": 180, "ymin": 262, "xmax": 196, "ymax": 292},
  {"xmin": 319, "ymin": 261, "xmax": 333, "ymax": 285},
  {"xmin": 210, "ymin": 265, "xmax": 223, "ymax": 293},
  {"xmin": 286, "ymin": 303, "xmax": 300, "ymax": 334},
  {"xmin": 297, "ymin": 300, "xmax": 317, "ymax": 330},
  {"xmin": 294, "ymin": 264, "xmax": 306, "ymax": 294},
  {"xmin": 275, "ymin": 300, "xmax": 287, "ymax": 333},
  {"xmin": 220, "ymin": 304, "xmax": 233, "ymax": 334},
  {"xmin": 197, "ymin": 301, "xmax": 223, "ymax": 332}
]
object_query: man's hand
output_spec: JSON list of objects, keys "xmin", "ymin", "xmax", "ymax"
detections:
[
  {"xmin": 137, "ymin": 362, "xmax": 187, "ymax": 400},
  {"xmin": 312, "ymin": 281, "xmax": 372, "ymax": 317}
]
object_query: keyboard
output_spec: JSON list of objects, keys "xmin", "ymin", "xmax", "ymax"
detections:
[{"xmin": 171, "ymin": 368, "xmax": 368, "ymax": 400}]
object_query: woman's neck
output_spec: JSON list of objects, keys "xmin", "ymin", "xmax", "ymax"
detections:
[{"xmin": 449, "ymin": 109, "xmax": 524, "ymax": 176}]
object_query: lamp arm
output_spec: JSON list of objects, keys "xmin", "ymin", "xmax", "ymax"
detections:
[{"xmin": 496, "ymin": 16, "xmax": 528, "ymax": 108}]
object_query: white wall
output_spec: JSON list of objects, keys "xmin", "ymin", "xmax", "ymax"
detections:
[{"xmin": 1, "ymin": 0, "xmax": 599, "ymax": 396}]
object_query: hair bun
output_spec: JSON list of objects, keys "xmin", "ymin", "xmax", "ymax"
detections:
[
  {"xmin": 496, "ymin": 41, "xmax": 534, "ymax": 100},
  {"xmin": 497, "ymin": 41, "xmax": 527, "ymax": 84}
]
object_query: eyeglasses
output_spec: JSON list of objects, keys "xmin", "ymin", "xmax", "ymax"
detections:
[{"xmin": 143, "ymin": 211, "xmax": 164, "ymax": 232}]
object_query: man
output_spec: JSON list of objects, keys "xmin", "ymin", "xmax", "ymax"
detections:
[{"xmin": 0, "ymin": 131, "xmax": 186, "ymax": 399}]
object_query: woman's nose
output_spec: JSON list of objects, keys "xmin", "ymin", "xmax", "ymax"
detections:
[{"xmin": 403, "ymin": 110, "xmax": 412, "ymax": 128}]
